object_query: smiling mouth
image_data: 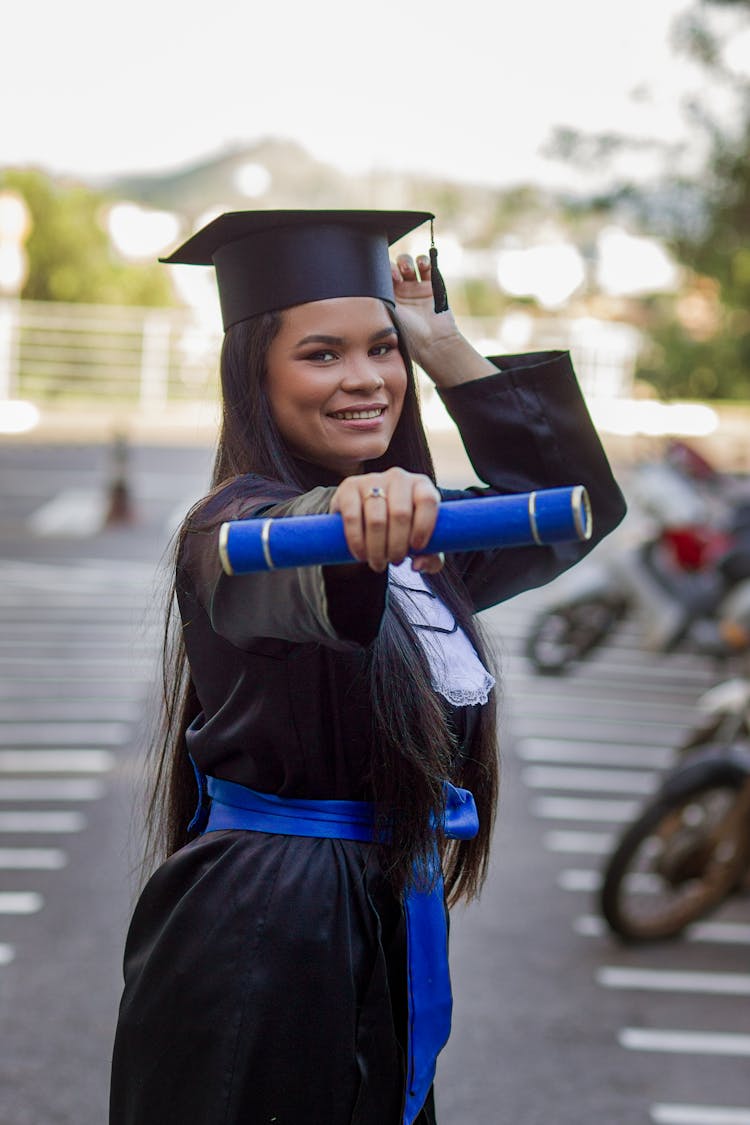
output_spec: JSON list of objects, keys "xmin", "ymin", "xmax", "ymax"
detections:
[{"xmin": 328, "ymin": 408, "xmax": 385, "ymax": 421}]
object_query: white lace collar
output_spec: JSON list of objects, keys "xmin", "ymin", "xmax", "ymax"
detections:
[{"xmin": 388, "ymin": 560, "xmax": 495, "ymax": 708}]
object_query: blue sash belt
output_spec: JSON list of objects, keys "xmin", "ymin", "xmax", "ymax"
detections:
[{"xmin": 197, "ymin": 773, "xmax": 479, "ymax": 1125}]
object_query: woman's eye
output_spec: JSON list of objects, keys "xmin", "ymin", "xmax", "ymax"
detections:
[
  {"xmin": 305, "ymin": 350, "xmax": 337, "ymax": 363},
  {"xmin": 370, "ymin": 343, "xmax": 395, "ymax": 357}
]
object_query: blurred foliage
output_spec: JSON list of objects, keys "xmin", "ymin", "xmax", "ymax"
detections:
[
  {"xmin": 0, "ymin": 168, "xmax": 174, "ymax": 307},
  {"xmin": 641, "ymin": 0, "xmax": 750, "ymax": 401},
  {"xmin": 546, "ymin": 0, "xmax": 750, "ymax": 401}
]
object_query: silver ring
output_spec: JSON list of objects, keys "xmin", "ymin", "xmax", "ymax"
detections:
[{"xmin": 364, "ymin": 486, "xmax": 386, "ymax": 502}]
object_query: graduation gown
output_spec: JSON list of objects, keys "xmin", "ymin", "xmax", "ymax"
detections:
[{"xmin": 109, "ymin": 352, "xmax": 626, "ymax": 1125}]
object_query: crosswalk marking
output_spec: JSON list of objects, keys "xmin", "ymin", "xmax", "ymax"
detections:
[
  {"xmin": 0, "ymin": 779, "xmax": 105, "ymax": 801},
  {"xmin": 522, "ymin": 765, "xmax": 659, "ymax": 794},
  {"xmin": 0, "ymin": 848, "xmax": 67, "ymax": 869},
  {"xmin": 0, "ymin": 555, "xmax": 157, "ymax": 974},
  {"xmin": 531, "ymin": 796, "xmax": 640, "ymax": 822},
  {"xmin": 0, "ymin": 675, "xmax": 150, "ymax": 691},
  {"xmin": 0, "ymin": 891, "xmax": 44, "ymax": 914},
  {"xmin": 0, "ymin": 750, "xmax": 115, "ymax": 773},
  {"xmin": 620, "ymin": 1029, "xmax": 750, "ymax": 1056},
  {"xmin": 0, "ymin": 811, "xmax": 86, "ymax": 833},
  {"xmin": 27, "ymin": 488, "xmax": 114, "ymax": 535},
  {"xmin": 651, "ymin": 1104, "xmax": 750, "ymax": 1124},
  {"xmin": 517, "ymin": 739, "xmax": 675, "ymax": 768},
  {"xmin": 0, "ymin": 722, "xmax": 131, "ymax": 746},
  {"xmin": 0, "ymin": 701, "xmax": 141, "ymax": 721},
  {"xmin": 575, "ymin": 915, "xmax": 750, "ymax": 945},
  {"xmin": 558, "ymin": 868, "xmax": 659, "ymax": 894},
  {"xmin": 599, "ymin": 967, "xmax": 750, "ymax": 995},
  {"xmin": 514, "ymin": 717, "xmax": 692, "ymax": 743},
  {"xmin": 544, "ymin": 830, "xmax": 614, "ymax": 855}
]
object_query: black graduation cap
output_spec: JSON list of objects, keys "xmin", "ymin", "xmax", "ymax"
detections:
[{"xmin": 160, "ymin": 209, "xmax": 441, "ymax": 330}]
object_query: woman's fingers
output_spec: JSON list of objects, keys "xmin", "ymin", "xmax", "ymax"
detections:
[
  {"xmin": 409, "ymin": 476, "xmax": 440, "ymax": 552},
  {"xmin": 362, "ymin": 485, "xmax": 390, "ymax": 571},
  {"xmin": 330, "ymin": 471, "xmax": 441, "ymax": 572},
  {"xmin": 412, "ymin": 552, "xmax": 445, "ymax": 575},
  {"xmin": 396, "ymin": 253, "xmax": 418, "ymax": 280},
  {"xmin": 329, "ymin": 479, "xmax": 369, "ymax": 562}
]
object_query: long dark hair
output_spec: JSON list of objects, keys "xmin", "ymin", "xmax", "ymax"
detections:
[{"xmin": 145, "ymin": 306, "xmax": 499, "ymax": 904}]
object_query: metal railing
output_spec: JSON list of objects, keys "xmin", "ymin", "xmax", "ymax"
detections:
[
  {"xmin": 1, "ymin": 298, "xmax": 222, "ymax": 408},
  {"xmin": 0, "ymin": 298, "xmax": 638, "ymax": 413}
]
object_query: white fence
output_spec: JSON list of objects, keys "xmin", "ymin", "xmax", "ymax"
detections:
[
  {"xmin": 0, "ymin": 298, "xmax": 638, "ymax": 413},
  {"xmin": 0, "ymin": 298, "xmax": 222, "ymax": 408}
]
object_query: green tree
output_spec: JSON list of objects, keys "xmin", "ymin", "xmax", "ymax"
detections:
[
  {"xmin": 546, "ymin": 0, "xmax": 750, "ymax": 400},
  {"xmin": 641, "ymin": 0, "xmax": 750, "ymax": 400},
  {"xmin": 0, "ymin": 167, "xmax": 174, "ymax": 307}
]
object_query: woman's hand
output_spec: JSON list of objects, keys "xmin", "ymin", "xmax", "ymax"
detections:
[
  {"xmin": 392, "ymin": 253, "xmax": 501, "ymax": 388},
  {"xmin": 391, "ymin": 253, "xmax": 460, "ymax": 369},
  {"xmin": 329, "ymin": 467, "xmax": 444, "ymax": 574}
]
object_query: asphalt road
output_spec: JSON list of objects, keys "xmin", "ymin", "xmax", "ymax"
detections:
[{"xmin": 0, "ymin": 442, "xmax": 748, "ymax": 1125}]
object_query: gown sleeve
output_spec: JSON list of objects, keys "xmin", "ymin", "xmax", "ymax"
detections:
[
  {"xmin": 436, "ymin": 349, "xmax": 627, "ymax": 611},
  {"xmin": 178, "ymin": 476, "xmax": 388, "ymax": 651}
]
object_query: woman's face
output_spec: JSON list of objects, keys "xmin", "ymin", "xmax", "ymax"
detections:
[{"xmin": 265, "ymin": 297, "xmax": 408, "ymax": 477}]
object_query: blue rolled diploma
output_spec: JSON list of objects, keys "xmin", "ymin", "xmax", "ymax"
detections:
[{"xmin": 219, "ymin": 485, "xmax": 592, "ymax": 575}]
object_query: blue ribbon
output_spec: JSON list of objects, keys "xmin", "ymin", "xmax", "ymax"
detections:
[{"xmin": 195, "ymin": 772, "xmax": 478, "ymax": 1123}]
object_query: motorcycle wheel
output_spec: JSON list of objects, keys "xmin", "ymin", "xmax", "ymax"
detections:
[
  {"xmin": 600, "ymin": 773, "xmax": 749, "ymax": 943},
  {"xmin": 524, "ymin": 598, "xmax": 625, "ymax": 675}
]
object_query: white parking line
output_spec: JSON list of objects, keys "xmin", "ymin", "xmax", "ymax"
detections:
[
  {"xmin": 0, "ymin": 779, "xmax": 105, "ymax": 801},
  {"xmin": 511, "ymin": 697, "xmax": 692, "ymax": 722},
  {"xmin": 27, "ymin": 489, "xmax": 108, "ymax": 536},
  {"xmin": 544, "ymin": 830, "xmax": 614, "ymax": 855},
  {"xmin": 0, "ymin": 702, "xmax": 140, "ymax": 722},
  {"xmin": 0, "ymin": 656, "xmax": 152, "ymax": 672},
  {"xmin": 0, "ymin": 811, "xmax": 86, "ymax": 833},
  {"xmin": 0, "ymin": 680, "xmax": 147, "ymax": 698},
  {"xmin": 514, "ymin": 718, "xmax": 689, "ymax": 743},
  {"xmin": 620, "ymin": 1029, "xmax": 750, "ymax": 1056},
  {"xmin": 523, "ymin": 765, "xmax": 659, "ymax": 794},
  {"xmin": 558, "ymin": 870, "xmax": 658, "ymax": 893},
  {"xmin": 517, "ymin": 739, "xmax": 675, "ymax": 768},
  {"xmin": 532, "ymin": 796, "xmax": 640, "ymax": 822},
  {"xmin": 0, "ymin": 750, "xmax": 115, "ymax": 773},
  {"xmin": 0, "ymin": 723, "xmax": 131, "ymax": 746},
  {"xmin": 651, "ymin": 1104, "xmax": 750, "ymax": 1124},
  {"xmin": 557, "ymin": 869, "xmax": 603, "ymax": 892},
  {"xmin": 599, "ymin": 967, "xmax": 750, "ymax": 995},
  {"xmin": 0, "ymin": 892, "xmax": 44, "ymax": 914},
  {"xmin": 576, "ymin": 915, "xmax": 750, "ymax": 945},
  {"xmin": 0, "ymin": 848, "xmax": 67, "ymax": 869}
]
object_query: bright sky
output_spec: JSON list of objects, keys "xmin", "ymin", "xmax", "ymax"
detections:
[{"xmin": 3, "ymin": 0, "xmax": 729, "ymax": 192}]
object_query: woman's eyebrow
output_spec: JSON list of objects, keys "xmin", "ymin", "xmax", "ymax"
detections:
[
  {"xmin": 295, "ymin": 326, "xmax": 398, "ymax": 347},
  {"xmin": 296, "ymin": 333, "xmax": 344, "ymax": 347}
]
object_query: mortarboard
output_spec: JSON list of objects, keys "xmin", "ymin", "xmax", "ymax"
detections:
[{"xmin": 160, "ymin": 209, "xmax": 447, "ymax": 330}]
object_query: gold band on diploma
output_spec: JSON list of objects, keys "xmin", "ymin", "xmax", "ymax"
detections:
[
  {"xmin": 260, "ymin": 519, "xmax": 275, "ymax": 570},
  {"xmin": 572, "ymin": 485, "xmax": 593, "ymax": 541},
  {"xmin": 527, "ymin": 491, "xmax": 542, "ymax": 545},
  {"xmin": 218, "ymin": 523, "xmax": 234, "ymax": 575}
]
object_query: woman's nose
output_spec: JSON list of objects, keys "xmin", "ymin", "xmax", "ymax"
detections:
[{"xmin": 339, "ymin": 358, "xmax": 385, "ymax": 391}]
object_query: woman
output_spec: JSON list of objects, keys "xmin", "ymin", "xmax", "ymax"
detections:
[{"xmin": 110, "ymin": 209, "xmax": 625, "ymax": 1125}]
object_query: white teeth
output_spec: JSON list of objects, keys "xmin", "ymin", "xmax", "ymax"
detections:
[{"xmin": 331, "ymin": 409, "xmax": 384, "ymax": 420}]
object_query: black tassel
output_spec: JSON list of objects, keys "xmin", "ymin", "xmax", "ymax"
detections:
[{"xmin": 429, "ymin": 220, "xmax": 449, "ymax": 313}]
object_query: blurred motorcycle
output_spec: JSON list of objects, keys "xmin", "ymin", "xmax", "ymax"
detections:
[
  {"xmin": 525, "ymin": 449, "xmax": 750, "ymax": 674},
  {"xmin": 599, "ymin": 606, "xmax": 750, "ymax": 943}
]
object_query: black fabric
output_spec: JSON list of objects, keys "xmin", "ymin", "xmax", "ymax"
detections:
[
  {"xmin": 110, "ymin": 832, "xmax": 410, "ymax": 1125},
  {"xmin": 109, "ymin": 351, "xmax": 626, "ymax": 1124}
]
